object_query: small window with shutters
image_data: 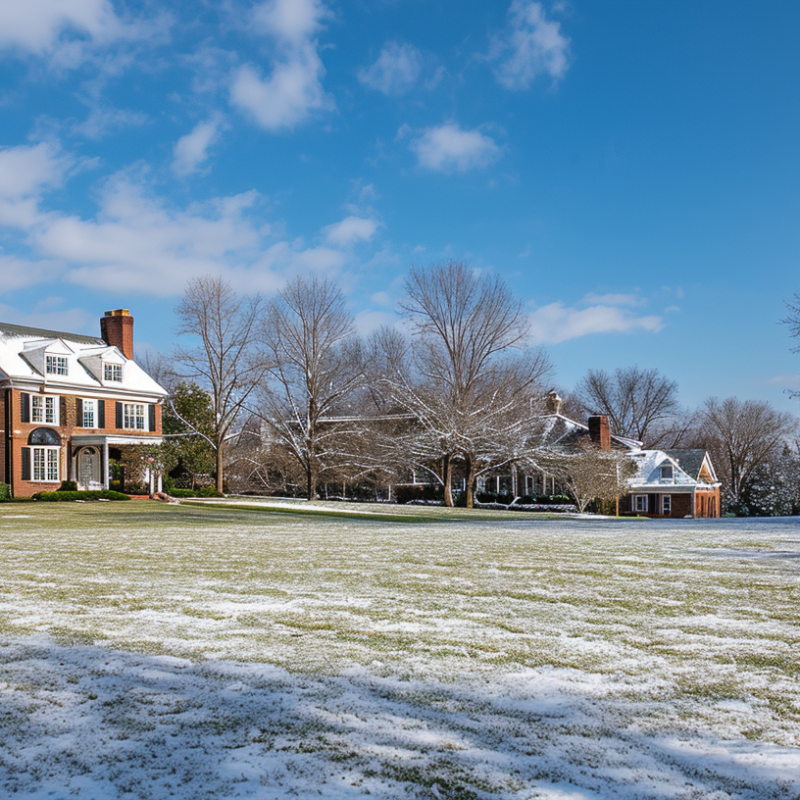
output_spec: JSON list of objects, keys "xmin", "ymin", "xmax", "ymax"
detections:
[
  {"xmin": 31, "ymin": 395, "xmax": 58, "ymax": 425},
  {"xmin": 81, "ymin": 399, "xmax": 97, "ymax": 428}
]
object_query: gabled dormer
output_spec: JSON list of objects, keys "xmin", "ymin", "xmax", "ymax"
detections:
[
  {"xmin": 78, "ymin": 346, "xmax": 127, "ymax": 386},
  {"xmin": 20, "ymin": 338, "xmax": 75, "ymax": 381}
]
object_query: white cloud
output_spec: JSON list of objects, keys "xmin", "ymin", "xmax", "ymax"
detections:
[
  {"xmin": 407, "ymin": 124, "xmax": 501, "ymax": 173},
  {"xmin": 0, "ymin": 0, "xmax": 167, "ymax": 68},
  {"xmin": 491, "ymin": 0, "xmax": 570, "ymax": 90},
  {"xmin": 0, "ymin": 0, "xmax": 122, "ymax": 54},
  {"xmin": 358, "ymin": 41, "xmax": 423, "ymax": 96},
  {"xmin": 323, "ymin": 216, "xmax": 378, "ymax": 247},
  {"xmin": 231, "ymin": 0, "xmax": 332, "ymax": 131},
  {"xmin": 528, "ymin": 301, "xmax": 663, "ymax": 344},
  {"xmin": 0, "ymin": 142, "xmax": 70, "ymax": 227},
  {"xmin": 0, "ymin": 300, "xmax": 92, "ymax": 332},
  {"xmin": 172, "ymin": 118, "xmax": 222, "ymax": 176},
  {"xmin": 0, "ymin": 255, "xmax": 64, "ymax": 292},
  {"xmin": 72, "ymin": 106, "xmax": 149, "ymax": 140},
  {"xmin": 251, "ymin": 0, "xmax": 327, "ymax": 43},
  {"xmin": 353, "ymin": 309, "xmax": 399, "ymax": 336},
  {"xmin": 0, "ymin": 144, "xmax": 359, "ymax": 298}
]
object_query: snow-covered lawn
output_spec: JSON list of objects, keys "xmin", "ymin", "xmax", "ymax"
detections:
[{"xmin": 0, "ymin": 503, "xmax": 798, "ymax": 799}]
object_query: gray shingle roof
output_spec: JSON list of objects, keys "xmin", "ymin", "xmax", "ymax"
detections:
[
  {"xmin": 0, "ymin": 321, "xmax": 105, "ymax": 346},
  {"xmin": 664, "ymin": 449, "xmax": 707, "ymax": 479}
]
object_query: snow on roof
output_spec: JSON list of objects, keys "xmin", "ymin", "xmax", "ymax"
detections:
[
  {"xmin": 538, "ymin": 413, "xmax": 642, "ymax": 450},
  {"xmin": 627, "ymin": 449, "xmax": 698, "ymax": 488},
  {"xmin": 0, "ymin": 321, "xmax": 167, "ymax": 397}
]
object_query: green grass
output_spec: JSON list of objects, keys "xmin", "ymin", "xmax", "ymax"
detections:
[{"xmin": 1, "ymin": 502, "xmax": 799, "ymax": 746}]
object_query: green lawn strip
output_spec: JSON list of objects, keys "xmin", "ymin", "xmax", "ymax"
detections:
[{"xmin": 183, "ymin": 498, "xmax": 568, "ymax": 523}]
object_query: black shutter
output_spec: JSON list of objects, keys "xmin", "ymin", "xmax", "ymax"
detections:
[
  {"xmin": 76, "ymin": 399, "xmax": 83, "ymax": 427},
  {"xmin": 98, "ymin": 400, "xmax": 105, "ymax": 429},
  {"xmin": 115, "ymin": 401, "xmax": 123, "ymax": 429},
  {"xmin": 60, "ymin": 396, "xmax": 66, "ymax": 426},
  {"xmin": 20, "ymin": 393, "xmax": 30, "ymax": 423},
  {"xmin": 148, "ymin": 404, "xmax": 156, "ymax": 433},
  {"xmin": 20, "ymin": 447, "xmax": 30, "ymax": 481}
]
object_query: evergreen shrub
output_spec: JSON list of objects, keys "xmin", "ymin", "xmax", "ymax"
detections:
[{"xmin": 33, "ymin": 490, "xmax": 131, "ymax": 502}]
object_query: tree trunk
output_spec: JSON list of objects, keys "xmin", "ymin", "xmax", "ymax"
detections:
[
  {"xmin": 215, "ymin": 443, "xmax": 224, "ymax": 494},
  {"xmin": 464, "ymin": 453, "xmax": 476, "ymax": 509},
  {"xmin": 306, "ymin": 461, "xmax": 318, "ymax": 501},
  {"xmin": 442, "ymin": 454, "xmax": 453, "ymax": 507}
]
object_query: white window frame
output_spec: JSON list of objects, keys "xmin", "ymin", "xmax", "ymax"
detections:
[
  {"xmin": 104, "ymin": 363, "xmax": 122, "ymax": 382},
  {"xmin": 662, "ymin": 495, "xmax": 672, "ymax": 515},
  {"xmin": 660, "ymin": 465, "xmax": 674, "ymax": 482},
  {"xmin": 31, "ymin": 395, "xmax": 58, "ymax": 425},
  {"xmin": 32, "ymin": 446, "xmax": 60, "ymax": 482},
  {"xmin": 82, "ymin": 399, "xmax": 96, "ymax": 428},
  {"xmin": 633, "ymin": 494, "xmax": 648, "ymax": 513},
  {"xmin": 45, "ymin": 355, "xmax": 68, "ymax": 376},
  {"xmin": 123, "ymin": 403, "xmax": 146, "ymax": 431}
]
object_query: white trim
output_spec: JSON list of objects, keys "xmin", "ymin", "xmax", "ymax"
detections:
[
  {"xmin": 30, "ymin": 445, "xmax": 60, "ymax": 482},
  {"xmin": 31, "ymin": 394, "xmax": 59, "ymax": 425}
]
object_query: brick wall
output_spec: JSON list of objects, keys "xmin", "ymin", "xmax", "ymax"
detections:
[
  {"xmin": 6, "ymin": 389, "xmax": 162, "ymax": 497},
  {"xmin": 0, "ymin": 390, "xmax": 6, "ymax": 485}
]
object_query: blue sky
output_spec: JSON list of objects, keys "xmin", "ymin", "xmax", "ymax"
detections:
[{"xmin": 1, "ymin": 0, "xmax": 799, "ymax": 414}]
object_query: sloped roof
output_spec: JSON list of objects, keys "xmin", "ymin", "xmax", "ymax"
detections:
[
  {"xmin": 0, "ymin": 319, "xmax": 167, "ymax": 397},
  {"xmin": 539, "ymin": 413, "xmax": 642, "ymax": 451},
  {"xmin": 0, "ymin": 321, "xmax": 105, "ymax": 346},
  {"xmin": 664, "ymin": 449, "xmax": 707, "ymax": 480}
]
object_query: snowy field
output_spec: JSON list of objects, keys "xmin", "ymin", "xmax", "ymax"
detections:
[{"xmin": 0, "ymin": 503, "xmax": 799, "ymax": 799}]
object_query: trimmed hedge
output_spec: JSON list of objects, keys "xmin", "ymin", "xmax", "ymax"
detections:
[
  {"xmin": 0, "ymin": 482, "xmax": 11, "ymax": 502},
  {"xmin": 168, "ymin": 487, "xmax": 225, "ymax": 498},
  {"xmin": 32, "ymin": 490, "xmax": 131, "ymax": 502}
]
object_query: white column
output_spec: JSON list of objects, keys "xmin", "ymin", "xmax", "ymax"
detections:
[{"xmin": 103, "ymin": 441, "xmax": 110, "ymax": 489}]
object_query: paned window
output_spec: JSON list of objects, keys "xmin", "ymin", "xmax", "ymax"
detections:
[
  {"xmin": 633, "ymin": 495, "xmax": 648, "ymax": 513},
  {"xmin": 82, "ymin": 399, "xmax": 96, "ymax": 428},
  {"xmin": 45, "ymin": 356, "xmax": 68, "ymax": 375},
  {"xmin": 32, "ymin": 447, "xmax": 59, "ymax": 482},
  {"xmin": 31, "ymin": 395, "xmax": 58, "ymax": 424},
  {"xmin": 662, "ymin": 495, "xmax": 672, "ymax": 514},
  {"xmin": 104, "ymin": 363, "xmax": 122, "ymax": 382},
  {"xmin": 123, "ymin": 403, "xmax": 146, "ymax": 430},
  {"xmin": 660, "ymin": 465, "xmax": 674, "ymax": 481}
]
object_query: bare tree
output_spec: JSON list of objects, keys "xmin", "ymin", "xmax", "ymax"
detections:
[
  {"xmin": 698, "ymin": 397, "xmax": 797, "ymax": 509},
  {"xmin": 173, "ymin": 276, "xmax": 263, "ymax": 493},
  {"xmin": 255, "ymin": 275, "xmax": 364, "ymax": 500},
  {"xmin": 136, "ymin": 349, "xmax": 177, "ymax": 391},
  {"xmin": 542, "ymin": 442, "xmax": 634, "ymax": 514},
  {"xmin": 395, "ymin": 261, "xmax": 551, "ymax": 507},
  {"xmin": 783, "ymin": 294, "xmax": 800, "ymax": 399},
  {"xmin": 575, "ymin": 366, "xmax": 680, "ymax": 446}
]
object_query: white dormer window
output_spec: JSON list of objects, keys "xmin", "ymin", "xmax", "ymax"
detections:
[
  {"xmin": 46, "ymin": 355, "xmax": 68, "ymax": 376},
  {"xmin": 660, "ymin": 465, "xmax": 674, "ymax": 480},
  {"xmin": 104, "ymin": 363, "xmax": 122, "ymax": 382}
]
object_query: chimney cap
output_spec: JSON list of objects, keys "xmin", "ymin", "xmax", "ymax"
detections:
[{"xmin": 105, "ymin": 309, "xmax": 131, "ymax": 317}]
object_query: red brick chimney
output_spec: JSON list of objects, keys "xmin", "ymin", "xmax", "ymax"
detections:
[
  {"xmin": 588, "ymin": 415, "xmax": 611, "ymax": 450},
  {"xmin": 101, "ymin": 309, "xmax": 134, "ymax": 360}
]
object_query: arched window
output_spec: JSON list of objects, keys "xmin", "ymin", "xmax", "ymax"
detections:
[{"xmin": 28, "ymin": 428, "xmax": 61, "ymax": 446}]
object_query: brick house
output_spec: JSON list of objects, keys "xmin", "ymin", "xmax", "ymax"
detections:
[
  {"xmin": 499, "ymin": 392, "xmax": 721, "ymax": 518},
  {"xmin": 621, "ymin": 448, "xmax": 721, "ymax": 518},
  {"xmin": 0, "ymin": 310, "xmax": 168, "ymax": 497}
]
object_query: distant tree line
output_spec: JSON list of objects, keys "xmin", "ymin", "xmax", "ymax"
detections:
[{"xmin": 138, "ymin": 266, "xmax": 800, "ymax": 516}]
